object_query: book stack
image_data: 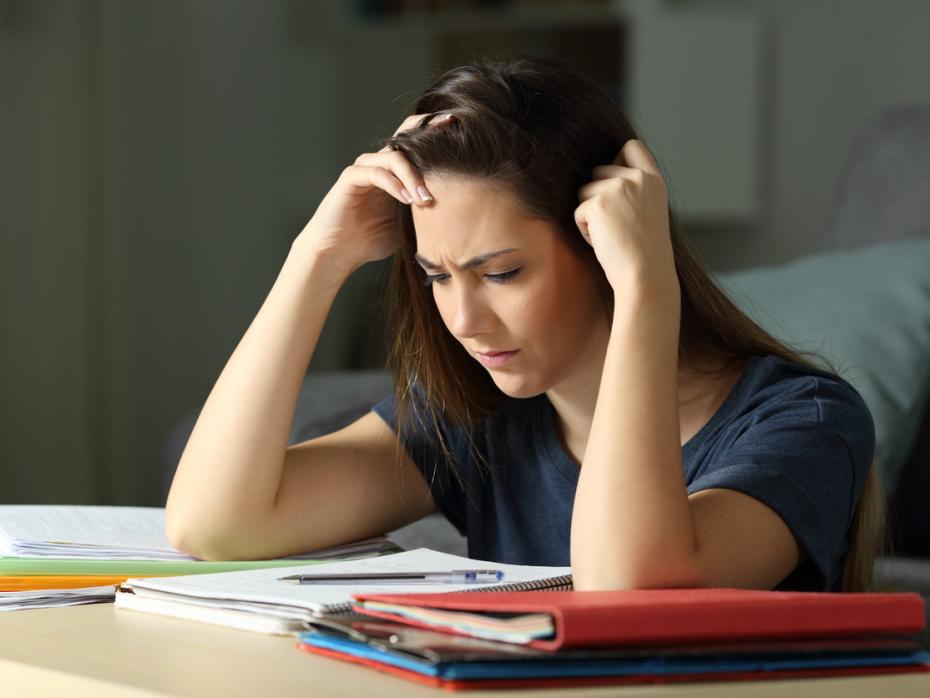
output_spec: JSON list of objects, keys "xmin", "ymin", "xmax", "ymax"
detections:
[{"xmin": 292, "ymin": 588, "xmax": 930, "ymax": 690}]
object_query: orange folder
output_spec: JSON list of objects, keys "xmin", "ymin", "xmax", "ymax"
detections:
[{"xmin": 0, "ymin": 575, "xmax": 162, "ymax": 592}]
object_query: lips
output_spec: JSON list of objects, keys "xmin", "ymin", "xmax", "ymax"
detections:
[{"xmin": 474, "ymin": 349, "xmax": 519, "ymax": 368}]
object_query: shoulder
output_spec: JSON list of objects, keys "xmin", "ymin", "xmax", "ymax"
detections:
[
  {"xmin": 688, "ymin": 353, "xmax": 877, "ymax": 499},
  {"xmin": 688, "ymin": 355, "xmax": 876, "ymax": 590},
  {"xmin": 704, "ymin": 354, "xmax": 877, "ymax": 511},
  {"xmin": 738, "ymin": 355, "xmax": 875, "ymax": 458}
]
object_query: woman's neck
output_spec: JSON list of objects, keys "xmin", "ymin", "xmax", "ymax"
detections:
[{"xmin": 546, "ymin": 351, "xmax": 745, "ymax": 467}]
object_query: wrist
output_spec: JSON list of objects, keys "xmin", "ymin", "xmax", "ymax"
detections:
[
  {"xmin": 610, "ymin": 269, "xmax": 680, "ymax": 327},
  {"xmin": 612, "ymin": 265, "xmax": 679, "ymax": 303},
  {"xmin": 286, "ymin": 235, "xmax": 359, "ymax": 292}
]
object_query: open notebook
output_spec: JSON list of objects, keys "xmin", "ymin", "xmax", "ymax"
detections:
[{"xmin": 115, "ymin": 549, "xmax": 573, "ymax": 635}]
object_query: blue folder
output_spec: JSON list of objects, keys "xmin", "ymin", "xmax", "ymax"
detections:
[{"xmin": 297, "ymin": 627, "xmax": 930, "ymax": 681}]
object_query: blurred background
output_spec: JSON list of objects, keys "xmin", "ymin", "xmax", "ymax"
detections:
[{"xmin": 2, "ymin": 0, "xmax": 929, "ymax": 507}]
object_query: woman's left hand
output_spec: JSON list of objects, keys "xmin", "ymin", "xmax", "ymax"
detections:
[{"xmin": 574, "ymin": 139, "xmax": 677, "ymax": 295}]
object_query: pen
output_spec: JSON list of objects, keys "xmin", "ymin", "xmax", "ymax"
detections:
[{"xmin": 277, "ymin": 569, "xmax": 505, "ymax": 584}]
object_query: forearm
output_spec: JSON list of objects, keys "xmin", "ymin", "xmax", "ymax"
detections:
[
  {"xmin": 165, "ymin": 236, "xmax": 354, "ymax": 552},
  {"xmin": 570, "ymin": 277, "xmax": 702, "ymax": 590}
]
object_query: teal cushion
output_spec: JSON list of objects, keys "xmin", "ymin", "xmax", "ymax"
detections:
[{"xmin": 716, "ymin": 238, "xmax": 930, "ymax": 493}]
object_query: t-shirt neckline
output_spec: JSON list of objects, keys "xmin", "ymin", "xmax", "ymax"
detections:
[
  {"xmin": 680, "ymin": 355, "xmax": 761, "ymax": 457},
  {"xmin": 537, "ymin": 355, "xmax": 765, "ymax": 482}
]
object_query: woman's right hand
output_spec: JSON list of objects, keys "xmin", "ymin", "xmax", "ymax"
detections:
[{"xmin": 296, "ymin": 112, "xmax": 455, "ymax": 275}]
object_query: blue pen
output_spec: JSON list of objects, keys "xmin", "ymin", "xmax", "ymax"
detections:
[{"xmin": 278, "ymin": 569, "xmax": 504, "ymax": 584}]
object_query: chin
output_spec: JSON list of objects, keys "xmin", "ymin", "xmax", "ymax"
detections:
[{"xmin": 489, "ymin": 372, "xmax": 548, "ymax": 400}]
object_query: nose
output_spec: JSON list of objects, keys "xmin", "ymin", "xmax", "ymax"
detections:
[{"xmin": 442, "ymin": 284, "xmax": 494, "ymax": 339}]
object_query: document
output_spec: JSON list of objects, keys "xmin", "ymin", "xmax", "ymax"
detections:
[
  {"xmin": 0, "ymin": 505, "xmax": 183, "ymax": 558},
  {"xmin": 0, "ymin": 505, "xmax": 392, "ymax": 561},
  {"xmin": 0, "ymin": 585, "xmax": 117, "ymax": 612}
]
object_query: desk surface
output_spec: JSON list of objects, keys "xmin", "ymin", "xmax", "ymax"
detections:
[{"xmin": 1, "ymin": 602, "xmax": 929, "ymax": 698}]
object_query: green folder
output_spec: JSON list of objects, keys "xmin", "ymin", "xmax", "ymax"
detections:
[{"xmin": 0, "ymin": 547, "xmax": 403, "ymax": 577}]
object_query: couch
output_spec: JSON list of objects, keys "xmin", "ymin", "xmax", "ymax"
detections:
[{"xmin": 163, "ymin": 107, "xmax": 930, "ymax": 605}]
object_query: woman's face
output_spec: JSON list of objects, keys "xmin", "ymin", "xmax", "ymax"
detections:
[{"xmin": 411, "ymin": 176, "xmax": 609, "ymax": 399}]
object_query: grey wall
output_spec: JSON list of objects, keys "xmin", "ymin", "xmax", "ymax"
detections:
[
  {"xmin": 2, "ymin": 1, "xmax": 349, "ymax": 505},
  {"xmin": 2, "ymin": 0, "xmax": 929, "ymax": 506},
  {"xmin": 681, "ymin": 0, "xmax": 930, "ymax": 270},
  {"xmin": 2, "ymin": 0, "xmax": 98, "ymax": 502}
]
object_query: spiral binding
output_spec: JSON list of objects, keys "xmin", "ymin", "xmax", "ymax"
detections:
[
  {"xmin": 323, "ymin": 574, "xmax": 574, "ymax": 615},
  {"xmin": 460, "ymin": 574, "xmax": 574, "ymax": 593}
]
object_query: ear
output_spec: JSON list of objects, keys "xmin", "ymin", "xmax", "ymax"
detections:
[{"xmin": 427, "ymin": 113, "xmax": 458, "ymax": 129}]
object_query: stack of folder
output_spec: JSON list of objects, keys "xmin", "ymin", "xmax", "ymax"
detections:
[{"xmin": 293, "ymin": 588, "xmax": 930, "ymax": 689}]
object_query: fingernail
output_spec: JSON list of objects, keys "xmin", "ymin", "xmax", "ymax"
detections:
[
  {"xmin": 417, "ymin": 185, "xmax": 432, "ymax": 202},
  {"xmin": 400, "ymin": 188, "xmax": 414, "ymax": 202}
]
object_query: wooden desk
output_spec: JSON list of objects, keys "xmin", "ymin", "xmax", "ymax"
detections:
[{"xmin": 1, "ymin": 603, "xmax": 929, "ymax": 698}]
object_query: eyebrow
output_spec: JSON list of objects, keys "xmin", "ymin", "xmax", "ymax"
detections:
[{"xmin": 414, "ymin": 248, "xmax": 519, "ymax": 271}]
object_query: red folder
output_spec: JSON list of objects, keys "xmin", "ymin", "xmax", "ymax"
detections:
[{"xmin": 352, "ymin": 588, "xmax": 927, "ymax": 651}]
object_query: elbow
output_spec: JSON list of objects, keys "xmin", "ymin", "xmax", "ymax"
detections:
[
  {"xmin": 164, "ymin": 484, "xmax": 204, "ymax": 558},
  {"xmin": 164, "ymin": 511, "xmax": 209, "ymax": 559},
  {"xmin": 164, "ymin": 484, "xmax": 249, "ymax": 561},
  {"xmin": 165, "ymin": 508, "xmax": 241, "ymax": 561},
  {"xmin": 166, "ymin": 505, "xmax": 279, "ymax": 561},
  {"xmin": 572, "ymin": 559, "xmax": 706, "ymax": 592},
  {"xmin": 166, "ymin": 523, "xmax": 247, "ymax": 561},
  {"xmin": 573, "ymin": 576, "xmax": 705, "ymax": 592}
]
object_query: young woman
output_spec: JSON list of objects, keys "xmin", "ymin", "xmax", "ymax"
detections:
[{"xmin": 165, "ymin": 57, "xmax": 884, "ymax": 593}]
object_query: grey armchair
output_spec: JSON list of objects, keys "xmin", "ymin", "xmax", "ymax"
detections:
[{"xmin": 821, "ymin": 106, "xmax": 930, "ymax": 597}]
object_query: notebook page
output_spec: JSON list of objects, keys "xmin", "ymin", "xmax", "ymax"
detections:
[{"xmin": 125, "ymin": 549, "xmax": 572, "ymax": 613}]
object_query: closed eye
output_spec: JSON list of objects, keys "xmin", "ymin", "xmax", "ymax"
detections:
[
  {"xmin": 486, "ymin": 268, "xmax": 521, "ymax": 284},
  {"xmin": 422, "ymin": 273, "xmax": 448, "ymax": 286},
  {"xmin": 423, "ymin": 268, "xmax": 522, "ymax": 286}
]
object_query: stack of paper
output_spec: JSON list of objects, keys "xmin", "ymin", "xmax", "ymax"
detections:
[
  {"xmin": 0, "ymin": 505, "xmax": 394, "ymax": 560},
  {"xmin": 115, "ymin": 549, "xmax": 573, "ymax": 635},
  {"xmin": 0, "ymin": 505, "xmax": 400, "ymax": 605},
  {"xmin": 0, "ymin": 585, "xmax": 117, "ymax": 612}
]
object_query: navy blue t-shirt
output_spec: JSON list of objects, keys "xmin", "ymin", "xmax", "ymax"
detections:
[{"xmin": 372, "ymin": 354, "xmax": 875, "ymax": 592}]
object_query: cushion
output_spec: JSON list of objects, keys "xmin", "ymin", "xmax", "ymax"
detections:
[
  {"xmin": 824, "ymin": 107, "xmax": 930, "ymax": 251},
  {"xmin": 716, "ymin": 238, "xmax": 930, "ymax": 493}
]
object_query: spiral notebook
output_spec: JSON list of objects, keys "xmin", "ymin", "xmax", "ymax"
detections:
[{"xmin": 115, "ymin": 549, "xmax": 572, "ymax": 636}]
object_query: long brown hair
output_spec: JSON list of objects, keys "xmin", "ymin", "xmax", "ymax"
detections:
[{"xmin": 380, "ymin": 56, "xmax": 886, "ymax": 592}]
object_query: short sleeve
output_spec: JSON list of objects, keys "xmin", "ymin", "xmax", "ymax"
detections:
[
  {"xmin": 371, "ymin": 390, "xmax": 471, "ymax": 537},
  {"xmin": 686, "ymin": 377, "xmax": 876, "ymax": 591}
]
